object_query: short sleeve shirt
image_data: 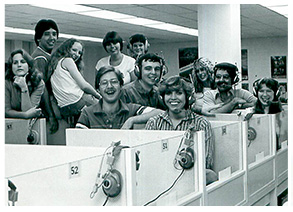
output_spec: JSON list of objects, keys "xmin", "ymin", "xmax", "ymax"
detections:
[
  {"xmin": 95, "ymin": 54, "xmax": 135, "ymax": 85},
  {"xmin": 77, "ymin": 99, "xmax": 147, "ymax": 129},
  {"xmin": 203, "ymin": 88, "xmax": 257, "ymax": 108}
]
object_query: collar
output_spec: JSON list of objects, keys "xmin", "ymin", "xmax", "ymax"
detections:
[
  {"xmin": 135, "ymin": 80, "xmax": 156, "ymax": 95},
  {"xmin": 37, "ymin": 46, "xmax": 51, "ymax": 57},
  {"xmin": 215, "ymin": 88, "xmax": 235, "ymax": 99},
  {"xmin": 93, "ymin": 99, "xmax": 129, "ymax": 115},
  {"xmin": 159, "ymin": 110, "xmax": 193, "ymax": 122}
]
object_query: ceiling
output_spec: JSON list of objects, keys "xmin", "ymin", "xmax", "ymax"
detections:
[{"xmin": 5, "ymin": 4, "xmax": 288, "ymax": 46}]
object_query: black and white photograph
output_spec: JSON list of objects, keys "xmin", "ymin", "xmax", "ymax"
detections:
[{"xmin": 3, "ymin": 1, "xmax": 289, "ymax": 207}]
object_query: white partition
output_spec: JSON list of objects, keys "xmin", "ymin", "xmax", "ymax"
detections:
[
  {"xmin": 206, "ymin": 120, "xmax": 247, "ymax": 206},
  {"xmin": 5, "ymin": 144, "xmax": 136, "ymax": 206},
  {"xmin": 5, "ymin": 118, "xmax": 47, "ymax": 145},
  {"xmin": 273, "ymin": 107, "xmax": 288, "ymax": 198},
  {"xmin": 208, "ymin": 112, "xmax": 288, "ymax": 206},
  {"xmin": 66, "ymin": 129, "xmax": 206, "ymax": 206},
  {"xmin": 4, "ymin": 129, "xmax": 206, "ymax": 206}
]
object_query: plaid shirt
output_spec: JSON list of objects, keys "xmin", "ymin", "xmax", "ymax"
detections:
[{"xmin": 145, "ymin": 110, "xmax": 214, "ymax": 169}]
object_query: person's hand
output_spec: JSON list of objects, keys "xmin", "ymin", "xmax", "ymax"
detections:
[
  {"xmin": 13, "ymin": 75, "xmax": 28, "ymax": 91},
  {"xmin": 25, "ymin": 107, "xmax": 42, "ymax": 119},
  {"xmin": 201, "ymin": 104, "xmax": 223, "ymax": 117},
  {"xmin": 49, "ymin": 117, "xmax": 59, "ymax": 134},
  {"xmin": 232, "ymin": 97, "xmax": 246, "ymax": 105},
  {"xmin": 121, "ymin": 117, "xmax": 134, "ymax": 129}
]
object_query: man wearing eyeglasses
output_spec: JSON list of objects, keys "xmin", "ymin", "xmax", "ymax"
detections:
[
  {"xmin": 121, "ymin": 53, "xmax": 167, "ymax": 110},
  {"xmin": 76, "ymin": 66, "xmax": 163, "ymax": 129}
]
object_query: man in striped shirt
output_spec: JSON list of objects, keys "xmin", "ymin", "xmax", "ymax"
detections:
[{"xmin": 145, "ymin": 76, "xmax": 217, "ymax": 185}]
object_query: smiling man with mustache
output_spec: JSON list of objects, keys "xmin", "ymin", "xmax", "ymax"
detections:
[{"xmin": 203, "ymin": 62, "xmax": 257, "ymax": 113}]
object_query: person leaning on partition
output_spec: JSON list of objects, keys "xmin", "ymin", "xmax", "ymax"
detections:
[
  {"xmin": 120, "ymin": 53, "xmax": 167, "ymax": 110},
  {"xmin": 190, "ymin": 57, "xmax": 221, "ymax": 116},
  {"xmin": 95, "ymin": 31, "xmax": 136, "ymax": 85},
  {"xmin": 145, "ymin": 76, "xmax": 217, "ymax": 185},
  {"xmin": 253, "ymin": 77, "xmax": 283, "ymax": 114},
  {"xmin": 31, "ymin": 19, "xmax": 59, "ymax": 133},
  {"xmin": 76, "ymin": 66, "xmax": 164, "ymax": 129},
  {"xmin": 49, "ymin": 38, "xmax": 101, "ymax": 127},
  {"xmin": 203, "ymin": 62, "xmax": 257, "ymax": 113},
  {"xmin": 5, "ymin": 49, "xmax": 44, "ymax": 119}
]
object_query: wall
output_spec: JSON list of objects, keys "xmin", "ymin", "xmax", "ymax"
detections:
[
  {"xmin": 241, "ymin": 36, "xmax": 288, "ymax": 91},
  {"xmin": 5, "ymin": 36, "xmax": 288, "ymax": 91}
]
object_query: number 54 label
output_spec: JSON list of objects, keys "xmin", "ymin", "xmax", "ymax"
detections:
[{"xmin": 69, "ymin": 161, "xmax": 80, "ymax": 179}]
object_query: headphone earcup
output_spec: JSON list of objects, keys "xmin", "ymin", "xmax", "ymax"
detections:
[
  {"xmin": 145, "ymin": 39, "xmax": 150, "ymax": 52},
  {"xmin": 134, "ymin": 64, "xmax": 140, "ymax": 78},
  {"xmin": 234, "ymin": 75, "xmax": 240, "ymax": 84}
]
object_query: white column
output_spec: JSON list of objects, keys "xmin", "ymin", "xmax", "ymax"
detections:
[{"xmin": 198, "ymin": 4, "xmax": 242, "ymax": 80}]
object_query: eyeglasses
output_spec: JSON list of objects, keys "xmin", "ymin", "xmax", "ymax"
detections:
[{"xmin": 99, "ymin": 79, "xmax": 120, "ymax": 87}]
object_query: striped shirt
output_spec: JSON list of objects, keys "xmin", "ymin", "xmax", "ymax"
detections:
[{"xmin": 145, "ymin": 110, "xmax": 214, "ymax": 169}]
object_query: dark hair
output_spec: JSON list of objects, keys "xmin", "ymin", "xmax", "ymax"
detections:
[
  {"xmin": 214, "ymin": 62, "xmax": 238, "ymax": 84},
  {"xmin": 254, "ymin": 77, "xmax": 280, "ymax": 101},
  {"xmin": 192, "ymin": 57, "xmax": 216, "ymax": 92},
  {"xmin": 95, "ymin": 66, "xmax": 124, "ymax": 90},
  {"xmin": 102, "ymin": 31, "xmax": 123, "ymax": 52},
  {"xmin": 129, "ymin": 34, "xmax": 147, "ymax": 45},
  {"xmin": 159, "ymin": 76, "xmax": 193, "ymax": 109},
  {"xmin": 34, "ymin": 19, "xmax": 59, "ymax": 45},
  {"xmin": 135, "ymin": 53, "xmax": 164, "ymax": 79},
  {"xmin": 49, "ymin": 38, "xmax": 84, "ymax": 79},
  {"xmin": 254, "ymin": 77, "xmax": 282, "ymax": 114},
  {"xmin": 5, "ymin": 49, "xmax": 43, "ymax": 93}
]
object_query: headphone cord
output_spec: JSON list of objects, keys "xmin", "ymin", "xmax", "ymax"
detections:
[{"xmin": 143, "ymin": 169, "xmax": 185, "ymax": 206}]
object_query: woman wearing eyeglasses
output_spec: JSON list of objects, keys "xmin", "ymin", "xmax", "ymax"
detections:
[{"xmin": 49, "ymin": 38, "xmax": 101, "ymax": 126}]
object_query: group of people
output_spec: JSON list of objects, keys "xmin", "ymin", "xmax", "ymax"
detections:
[{"xmin": 5, "ymin": 18, "xmax": 285, "ymax": 185}]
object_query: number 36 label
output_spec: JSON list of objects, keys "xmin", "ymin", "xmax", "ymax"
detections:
[{"xmin": 69, "ymin": 161, "xmax": 80, "ymax": 179}]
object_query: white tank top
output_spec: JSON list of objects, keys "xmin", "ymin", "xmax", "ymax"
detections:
[{"xmin": 50, "ymin": 58, "xmax": 84, "ymax": 107}]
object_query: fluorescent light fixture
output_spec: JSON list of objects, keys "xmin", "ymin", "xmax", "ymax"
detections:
[
  {"xmin": 260, "ymin": 4, "xmax": 288, "ymax": 17},
  {"xmin": 5, "ymin": 27, "xmax": 103, "ymax": 43},
  {"xmin": 30, "ymin": 4, "xmax": 198, "ymax": 36},
  {"xmin": 81, "ymin": 10, "xmax": 134, "ymax": 20},
  {"xmin": 31, "ymin": 4, "xmax": 95, "ymax": 13}
]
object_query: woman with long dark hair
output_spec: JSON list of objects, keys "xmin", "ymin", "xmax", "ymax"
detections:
[
  {"xmin": 5, "ymin": 49, "xmax": 44, "ymax": 118},
  {"xmin": 253, "ymin": 77, "xmax": 282, "ymax": 114}
]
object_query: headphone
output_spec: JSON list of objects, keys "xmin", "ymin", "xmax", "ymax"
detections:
[
  {"xmin": 174, "ymin": 128, "xmax": 195, "ymax": 170},
  {"xmin": 178, "ymin": 147, "xmax": 194, "ymax": 169},
  {"xmin": 253, "ymin": 77, "xmax": 281, "ymax": 98},
  {"xmin": 90, "ymin": 141, "xmax": 127, "ymax": 200},
  {"xmin": 133, "ymin": 53, "xmax": 167, "ymax": 82},
  {"xmin": 214, "ymin": 62, "xmax": 240, "ymax": 85},
  {"xmin": 128, "ymin": 34, "xmax": 150, "ymax": 53},
  {"xmin": 27, "ymin": 118, "xmax": 40, "ymax": 144},
  {"xmin": 102, "ymin": 169, "xmax": 122, "ymax": 198}
]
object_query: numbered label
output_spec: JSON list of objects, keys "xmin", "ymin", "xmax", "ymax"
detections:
[
  {"xmin": 6, "ymin": 123, "xmax": 13, "ymax": 131},
  {"xmin": 69, "ymin": 161, "xmax": 80, "ymax": 178},
  {"xmin": 161, "ymin": 139, "xmax": 169, "ymax": 152}
]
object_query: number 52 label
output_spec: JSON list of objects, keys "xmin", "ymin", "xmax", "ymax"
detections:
[{"xmin": 69, "ymin": 161, "xmax": 80, "ymax": 179}]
